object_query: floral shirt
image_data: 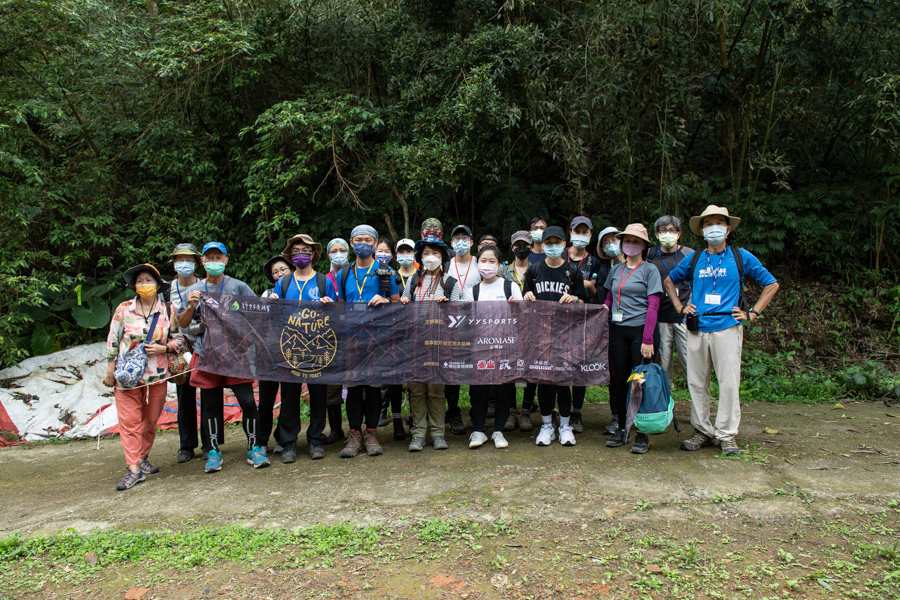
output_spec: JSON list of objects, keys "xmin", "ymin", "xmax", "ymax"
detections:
[{"xmin": 106, "ymin": 297, "xmax": 183, "ymax": 386}]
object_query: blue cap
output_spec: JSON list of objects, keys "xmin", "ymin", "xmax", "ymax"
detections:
[{"xmin": 202, "ymin": 241, "xmax": 228, "ymax": 256}]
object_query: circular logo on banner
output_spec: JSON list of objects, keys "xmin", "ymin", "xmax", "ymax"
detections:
[{"xmin": 279, "ymin": 307, "xmax": 337, "ymax": 375}]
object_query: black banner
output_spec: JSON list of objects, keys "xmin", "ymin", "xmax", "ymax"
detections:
[{"xmin": 196, "ymin": 294, "xmax": 609, "ymax": 386}]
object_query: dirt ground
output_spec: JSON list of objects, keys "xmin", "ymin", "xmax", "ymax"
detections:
[{"xmin": 2, "ymin": 400, "xmax": 899, "ymax": 599}]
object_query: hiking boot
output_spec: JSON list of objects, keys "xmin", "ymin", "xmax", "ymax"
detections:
[
  {"xmin": 247, "ymin": 446, "xmax": 270, "ymax": 469},
  {"xmin": 449, "ymin": 415, "xmax": 466, "ymax": 435},
  {"xmin": 408, "ymin": 436, "xmax": 425, "ymax": 452},
  {"xmin": 680, "ymin": 432, "xmax": 714, "ymax": 452},
  {"xmin": 432, "ymin": 436, "xmax": 449, "ymax": 450},
  {"xmin": 570, "ymin": 411, "xmax": 584, "ymax": 434},
  {"xmin": 631, "ymin": 432, "xmax": 650, "ymax": 454},
  {"xmin": 116, "ymin": 470, "xmax": 145, "ymax": 491},
  {"xmin": 205, "ymin": 449, "xmax": 223, "ymax": 473},
  {"xmin": 605, "ymin": 428, "xmax": 630, "ymax": 448},
  {"xmin": 281, "ymin": 442, "xmax": 297, "ymax": 464},
  {"xmin": 392, "ymin": 417, "xmax": 406, "ymax": 441},
  {"xmin": 364, "ymin": 429, "xmax": 383, "ymax": 456},
  {"xmin": 138, "ymin": 458, "xmax": 159, "ymax": 474},
  {"xmin": 535, "ymin": 423, "xmax": 556, "ymax": 446},
  {"xmin": 603, "ymin": 417, "xmax": 619, "ymax": 435},
  {"xmin": 469, "ymin": 431, "xmax": 488, "ymax": 448},
  {"xmin": 176, "ymin": 449, "xmax": 194, "ymax": 463},
  {"xmin": 503, "ymin": 412, "xmax": 518, "ymax": 432},
  {"xmin": 340, "ymin": 430, "xmax": 364, "ymax": 458},
  {"xmin": 325, "ymin": 405, "xmax": 345, "ymax": 445},
  {"xmin": 559, "ymin": 425, "xmax": 576, "ymax": 447},
  {"xmin": 308, "ymin": 442, "xmax": 325, "ymax": 460},
  {"xmin": 519, "ymin": 410, "xmax": 534, "ymax": 433},
  {"xmin": 491, "ymin": 431, "xmax": 509, "ymax": 449},
  {"xmin": 720, "ymin": 439, "xmax": 742, "ymax": 457}
]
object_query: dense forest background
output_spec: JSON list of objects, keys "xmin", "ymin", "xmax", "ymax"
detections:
[{"xmin": 1, "ymin": 0, "xmax": 898, "ymax": 374}]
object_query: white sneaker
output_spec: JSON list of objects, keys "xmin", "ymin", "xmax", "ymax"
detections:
[
  {"xmin": 491, "ymin": 431, "xmax": 508, "ymax": 449},
  {"xmin": 535, "ymin": 423, "xmax": 556, "ymax": 446},
  {"xmin": 469, "ymin": 431, "xmax": 488, "ymax": 448},
  {"xmin": 559, "ymin": 424, "xmax": 576, "ymax": 446}
]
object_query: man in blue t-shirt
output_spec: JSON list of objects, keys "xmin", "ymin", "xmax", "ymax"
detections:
[
  {"xmin": 664, "ymin": 206, "xmax": 779, "ymax": 456},
  {"xmin": 333, "ymin": 224, "xmax": 401, "ymax": 459}
]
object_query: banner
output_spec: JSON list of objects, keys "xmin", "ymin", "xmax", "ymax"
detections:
[{"xmin": 196, "ymin": 293, "xmax": 609, "ymax": 386}]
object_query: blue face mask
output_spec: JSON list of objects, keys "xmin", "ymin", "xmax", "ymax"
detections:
[
  {"xmin": 397, "ymin": 254, "xmax": 415, "ymax": 267},
  {"xmin": 603, "ymin": 242, "xmax": 621, "ymax": 258},
  {"xmin": 543, "ymin": 243, "xmax": 565, "ymax": 259},
  {"xmin": 703, "ymin": 225, "xmax": 728, "ymax": 245},
  {"xmin": 330, "ymin": 252, "xmax": 349, "ymax": 267},
  {"xmin": 375, "ymin": 252, "xmax": 392, "ymax": 264},
  {"xmin": 353, "ymin": 243, "xmax": 374, "ymax": 259},
  {"xmin": 570, "ymin": 234, "xmax": 591, "ymax": 249},
  {"xmin": 452, "ymin": 240, "xmax": 471, "ymax": 255},
  {"xmin": 174, "ymin": 262, "xmax": 196, "ymax": 277}
]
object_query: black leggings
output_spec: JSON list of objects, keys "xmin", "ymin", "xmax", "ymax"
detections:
[
  {"xmin": 445, "ymin": 384, "xmax": 461, "ymax": 419},
  {"xmin": 176, "ymin": 382, "xmax": 211, "ymax": 452},
  {"xmin": 389, "ymin": 384, "xmax": 404, "ymax": 416},
  {"xmin": 257, "ymin": 380, "xmax": 282, "ymax": 448},
  {"xmin": 609, "ymin": 324, "xmax": 660, "ymax": 427},
  {"xmin": 201, "ymin": 383, "xmax": 259, "ymax": 451},
  {"xmin": 523, "ymin": 382, "xmax": 537, "ymax": 411},
  {"xmin": 538, "ymin": 384, "xmax": 571, "ymax": 418},
  {"xmin": 470, "ymin": 384, "xmax": 513, "ymax": 434},
  {"xmin": 572, "ymin": 386, "xmax": 586, "ymax": 412},
  {"xmin": 346, "ymin": 385, "xmax": 381, "ymax": 431}
]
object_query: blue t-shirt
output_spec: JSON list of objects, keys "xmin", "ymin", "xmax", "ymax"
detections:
[
  {"xmin": 528, "ymin": 252, "xmax": 546, "ymax": 264},
  {"xmin": 336, "ymin": 263, "xmax": 400, "ymax": 303},
  {"xmin": 669, "ymin": 246, "xmax": 776, "ymax": 333},
  {"xmin": 275, "ymin": 273, "xmax": 337, "ymax": 302}
]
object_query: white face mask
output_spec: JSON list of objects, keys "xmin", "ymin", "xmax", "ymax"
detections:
[
  {"xmin": 422, "ymin": 256, "xmax": 442, "ymax": 271},
  {"xmin": 703, "ymin": 225, "xmax": 728, "ymax": 245},
  {"xmin": 570, "ymin": 234, "xmax": 591, "ymax": 248},
  {"xmin": 397, "ymin": 254, "xmax": 415, "ymax": 267},
  {"xmin": 330, "ymin": 252, "xmax": 349, "ymax": 267},
  {"xmin": 531, "ymin": 230, "xmax": 544, "ymax": 243}
]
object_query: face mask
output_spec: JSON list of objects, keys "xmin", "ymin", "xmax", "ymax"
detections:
[
  {"xmin": 603, "ymin": 242, "xmax": 621, "ymax": 258},
  {"xmin": 513, "ymin": 246, "xmax": 532, "ymax": 260},
  {"xmin": 292, "ymin": 253, "xmax": 312, "ymax": 269},
  {"xmin": 622, "ymin": 241, "xmax": 644, "ymax": 257},
  {"xmin": 330, "ymin": 252, "xmax": 348, "ymax": 267},
  {"xmin": 204, "ymin": 262, "xmax": 226, "ymax": 277},
  {"xmin": 452, "ymin": 240, "xmax": 471, "ymax": 255},
  {"xmin": 135, "ymin": 284, "xmax": 157, "ymax": 299},
  {"xmin": 353, "ymin": 242, "xmax": 374, "ymax": 258},
  {"xmin": 477, "ymin": 264, "xmax": 499, "ymax": 280},
  {"xmin": 422, "ymin": 256, "xmax": 442, "ymax": 271},
  {"xmin": 375, "ymin": 252, "xmax": 392, "ymax": 264},
  {"xmin": 658, "ymin": 232, "xmax": 678, "ymax": 248},
  {"xmin": 571, "ymin": 234, "xmax": 591, "ymax": 249},
  {"xmin": 174, "ymin": 262, "xmax": 196, "ymax": 277},
  {"xmin": 531, "ymin": 230, "xmax": 544, "ymax": 243},
  {"xmin": 397, "ymin": 254, "xmax": 415, "ymax": 267},
  {"xmin": 703, "ymin": 225, "xmax": 728, "ymax": 245},
  {"xmin": 543, "ymin": 243, "xmax": 565, "ymax": 259}
]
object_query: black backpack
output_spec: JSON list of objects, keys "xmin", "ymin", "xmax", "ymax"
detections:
[
  {"xmin": 280, "ymin": 272, "xmax": 328, "ymax": 299},
  {"xmin": 472, "ymin": 279, "xmax": 514, "ymax": 301},
  {"xmin": 687, "ymin": 245, "xmax": 749, "ymax": 313}
]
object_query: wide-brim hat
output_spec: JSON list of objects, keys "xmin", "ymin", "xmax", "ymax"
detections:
[
  {"xmin": 282, "ymin": 233, "xmax": 322, "ymax": 264},
  {"xmin": 263, "ymin": 255, "xmax": 293, "ymax": 284},
  {"xmin": 689, "ymin": 205, "xmax": 741, "ymax": 236},
  {"xmin": 616, "ymin": 223, "xmax": 651, "ymax": 245},
  {"xmin": 596, "ymin": 226, "xmax": 619, "ymax": 254},
  {"xmin": 414, "ymin": 236, "xmax": 450, "ymax": 264},
  {"xmin": 123, "ymin": 263, "xmax": 170, "ymax": 292}
]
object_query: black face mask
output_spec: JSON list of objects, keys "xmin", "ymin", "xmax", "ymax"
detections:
[{"xmin": 513, "ymin": 247, "xmax": 532, "ymax": 260}]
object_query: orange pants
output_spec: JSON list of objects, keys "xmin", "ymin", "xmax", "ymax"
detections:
[{"xmin": 115, "ymin": 382, "xmax": 167, "ymax": 466}]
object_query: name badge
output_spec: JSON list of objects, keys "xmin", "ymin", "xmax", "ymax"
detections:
[
  {"xmin": 612, "ymin": 312, "xmax": 624, "ymax": 323},
  {"xmin": 705, "ymin": 294, "xmax": 722, "ymax": 306}
]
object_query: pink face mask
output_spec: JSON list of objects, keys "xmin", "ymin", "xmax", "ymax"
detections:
[
  {"xmin": 477, "ymin": 264, "xmax": 499, "ymax": 280},
  {"xmin": 622, "ymin": 242, "xmax": 644, "ymax": 257}
]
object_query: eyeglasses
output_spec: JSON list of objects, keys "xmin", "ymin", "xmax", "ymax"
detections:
[
  {"xmin": 290, "ymin": 251, "xmax": 312, "ymax": 256},
  {"xmin": 451, "ymin": 235, "xmax": 472, "ymax": 242},
  {"xmin": 657, "ymin": 227, "xmax": 679, "ymax": 234}
]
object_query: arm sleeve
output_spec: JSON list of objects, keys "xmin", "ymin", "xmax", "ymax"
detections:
[
  {"xmin": 642, "ymin": 293, "xmax": 661, "ymax": 345},
  {"xmin": 604, "ymin": 290, "xmax": 612, "ymax": 309}
]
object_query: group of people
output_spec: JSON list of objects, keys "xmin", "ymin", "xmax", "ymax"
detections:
[{"xmin": 103, "ymin": 204, "xmax": 779, "ymax": 491}]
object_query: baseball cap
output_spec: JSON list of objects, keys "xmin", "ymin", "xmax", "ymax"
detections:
[
  {"xmin": 202, "ymin": 241, "xmax": 228, "ymax": 256},
  {"xmin": 542, "ymin": 226, "xmax": 567, "ymax": 243},
  {"xmin": 396, "ymin": 238, "xmax": 415, "ymax": 252},
  {"xmin": 510, "ymin": 230, "xmax": 532, "ymax": 246},
  {"xmin": 570, "ymin": 216, "xmax": 593, "ymax": 230}
]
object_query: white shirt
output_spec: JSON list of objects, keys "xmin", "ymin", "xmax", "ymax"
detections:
[
  {"xmin": 446, "ymin": 256, "xmax": 481, "ymax": 290},
  {"xmin": 464, "ymin": 278, "xmax": 523, "ymax": 302}
]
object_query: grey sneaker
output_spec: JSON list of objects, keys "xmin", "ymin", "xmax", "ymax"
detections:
[
  {"xmin": 603, "ymin": 418, "xmax": 618, "ymax": 435},
  {"xmin": 680, "ymin": 432, "xmax": 714, "ymax": 451},
  {"xmin": 570, "ymin": 411, "xmax": 584, "ymax": 434},
  {"xmin": 408, "ymin": 436, "xmax": 425, "ymax": 452},
  {"xmin": 720, "ymin": 439, "xmax": 741, "ymax": 456},
  {"xmin": 519, "ymin": 410, "xmax": 534, "ymax": 433},
  {"xmin": 116, "ymin": 470, "xmax": 145, "ymax": 491},
  {"xmin": 432, "ymin": 436, "xmax": 449, "ymax": 450}
]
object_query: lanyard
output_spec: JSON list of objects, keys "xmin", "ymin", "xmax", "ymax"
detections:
[
  {"xmin": 292, "ymin": 272, "xmax": 312, "ymax": 302},
  {"xmin": 418, "ymin": 273, "xmax": 439, "ymax": 302},
  {"xmin": 353, "ymin": 263, "xmax": 375, "ymax": 299},
  {"xmin": 706, "ymin": 247, "xmax": 729, "ymax": 294},
  {"xmin": 616, "ymin": 261, "xmax": 643, "ymax": 310},
  {"xmin": 398, "ymin": 272, "xmax": 407, "ymax": 292},
  {"xmin": 509, "ymin": 267, "xmax": 525, "ymax": 291},
  {"xmin": 204, "ymin": 277, "xmax": 225, "ymax": 294},
  {"xmin": 657, "ymin": 246, "xmax": 680, "ymax": 278},
  {"xmin": 454, "ymin": 258, "xmax": 473, "ymax": 289}
]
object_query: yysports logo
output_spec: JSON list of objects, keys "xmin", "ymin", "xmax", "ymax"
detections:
[{"xmin": 447, "ymin": 315, "xmax": 466, "ymax": 328}]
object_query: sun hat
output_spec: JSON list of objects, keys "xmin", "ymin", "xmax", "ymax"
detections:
[
  {"xmin": 616, "ymin": 223, "xmax": 651, "ymax": 245},
  {"xmin": 170, "ymin": 243, "xmax": 202, "ymax": 268},
  {"xmin": 282, "ymin": 233, "xmax": 323, "ymax": 264},
  {"xmin": 123, "ymin": 264, "xmax": 170, "ymax": 292},
  {"xmin": 689, "ymin": 205, "xmax": 741, "ymax": 236},
  {"xmin": 413, "ymin": 236, "xmax": 451, "ymax": 264},
  {"xmin": 263, "ymin": 256, "xmax": 293, "ymax": 284}
]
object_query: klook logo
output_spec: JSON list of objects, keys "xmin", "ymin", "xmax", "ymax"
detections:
[{"xmin": 580, "ymin": 363, "xmax": 606, "ymax": 372}]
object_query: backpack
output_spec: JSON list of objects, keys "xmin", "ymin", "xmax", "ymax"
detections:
[
  {"xmin": 472, "ymin": 279, "xmax": 514, "ymax": 301},
  {"xmin": 281, "ymin": 272, "xmax": 328, "ymax": 300},
  {"xmin": 624, "ymin": 362, "xmax": 680, "ymax": 436},
  {"xmin": 688, "ymin": 245, "xmax": 749, "ymax": 314}
]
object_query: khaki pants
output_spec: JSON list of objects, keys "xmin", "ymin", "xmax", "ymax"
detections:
[
  {"xmin": 685, "ymin": 324, "xmax": 743, "ymax": 442},
  {"xmin": 408, "ymin": 383, "xmax": 445, "ymax": 440},
  {"xmin": 325, "ymin": 385, "xmax": 344, "ymax": 407},
  {"xmin": 658, "ymin": 322, "xmax": 689, "ymax": 390}
]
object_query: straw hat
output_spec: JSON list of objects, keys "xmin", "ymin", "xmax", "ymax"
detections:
[
  {"xmin": 689, "ymin": 205, "xmax": 741, "ymax": 236},
  {"xmin": 616, "ymin": 223, "xmax": 651, "ymax": 245}
]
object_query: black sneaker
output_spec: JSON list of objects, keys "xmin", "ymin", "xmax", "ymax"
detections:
[
  {"xmin": 603, "ymin": 418, "xmax": 619, "ymax": 435},
  {"xmin": 116, "ymin": 470, "xmax": 146, "ymax": 491},
  {"xmin": 281, "ymin": 442, "xmax": 297, "ymax": 464},
  {"xmin": 570, "ymin": 412, "xmax": 584, "ymax": 434},
  {"xmin": 605, "ymin": 428, "xmax": 630, "ymax": 448},
  {"xmin": 201, "ymin": 449, "xmax": 210, "ymax": 461},
  {"xmin": 631, "ymin": 432, "xmax": 650, "ymax": 454},
  {"xmin": 176, "ymin": 449, "xmax": 194, "ymax": 463},
  {"xmin": 449, "ymin": 415, "xmax": 466, "ymax": 435},
  {"xmin": 308, "ymin": 442, "xmax": 325, "ymax": 460},
  {"xmin": 393, "ymin": 418, "xmax": 406, "ymax": 441}
]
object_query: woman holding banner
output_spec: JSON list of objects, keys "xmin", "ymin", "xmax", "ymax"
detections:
[{"xmin": 324, "ymin": 238, "xmax": 350, "ymax": 445}]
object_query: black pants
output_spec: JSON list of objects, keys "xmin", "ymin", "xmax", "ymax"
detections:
[
  {"xmin": 445, "ymin": 384, "xmax": 461, "ymax": 419},
  {"xmin": 470, "ymin": 384, "xmax": 513, "ymax": 434},
  {"xmin": 273, "ymin": 382, "xmax": 305, "ymax": 445},
  {"xmin": 523, "ymin": 382, "xmax": 537, "ymax": 412},
  {"xmin": 257, "ymin": 380, "xmax": 283, "ymax": 449},
  {"xmin": 304, "ymin": 383, "xmax": 328, "ymax": 444},
  {"xmin": 346, "ymin": 385, "xmax": 381, "ymax": 431},
  {"xmin": 389, "ymin": 384, "xmax": 404, "ymax": 417},
  {"xmin": 571, "ymin": 386, "xmax": 586, "ymax": 412},
  {"xmin": 609, "ymin": 323, "xmax": 660, "ymax": 427},
  {"xmin": 201, "ymin": 382, "xmax": 259, "ymax": 451},
  {"xmin": 176, "ymin": 382, "xmax": 211, "ymax": 452},
  {"xmin": 538, "ymin": 384, "xmax": 571, "ymax": 418}
]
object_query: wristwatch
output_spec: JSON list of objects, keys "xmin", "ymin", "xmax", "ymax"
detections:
[{"xmin": 748, "ymin": 308, "xmax": 759, "ymax": 317}]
